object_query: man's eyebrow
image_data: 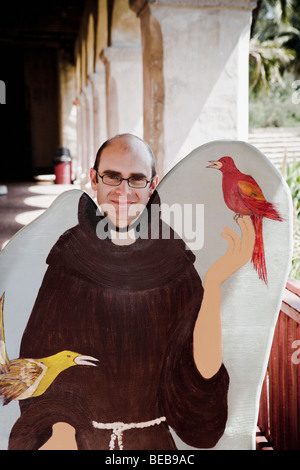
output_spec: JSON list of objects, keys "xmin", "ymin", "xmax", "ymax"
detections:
[
  {"xmin": 102, "ymin": 170, "xmax": 148, "ymax": 178},
  {"xmin": 128, "ymin": 172, "xmax": 148, "ymax": 178},
  {"xmin": 102, "ymin": 170, "xmax": 122, "ymax": 176}
]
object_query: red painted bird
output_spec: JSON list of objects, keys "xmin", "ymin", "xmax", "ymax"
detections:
[{"xmin": 207, "ymin": 156, "xmax": 283, "ymax": 285}]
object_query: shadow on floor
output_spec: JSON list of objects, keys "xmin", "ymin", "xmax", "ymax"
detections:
[{"xmin": 0, "ymin": 182, "xmax": 77, "ymax": 249}]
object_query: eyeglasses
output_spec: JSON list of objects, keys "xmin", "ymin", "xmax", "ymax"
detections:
[{"xmin": 94, "ymin": 170, "xmax": 153, "ymax": 189}]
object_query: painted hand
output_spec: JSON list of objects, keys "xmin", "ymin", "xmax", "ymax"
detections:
[{"xmin": 205, "ymin": 216, "xmax": 256, "ymax": 287}]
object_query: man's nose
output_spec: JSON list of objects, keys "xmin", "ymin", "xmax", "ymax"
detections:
[{"xmin": 116, "ymin": 179, "xmax": 132, "ymax": 195}]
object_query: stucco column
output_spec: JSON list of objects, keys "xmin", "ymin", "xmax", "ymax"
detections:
[
  {"xmin": 100, "ymin": 45, "xmax": 143, "ymax": 139},
  {"xmin": 80, "ymin": 83, "xmax": 95, "ymax": 189},
  {"xmin": 74, "ymin": 92, "xmax": 87, "ymax": 185},
  {"xmin": 74, "ymin": 86, "xmax": 94, "ymax": 188},
  {"xmin": 89, "ymin": 60, "xmax": 107, "ymax": 154},
  {"xmin": 57, "ymin": 50, "xmax": 78, "ymax": 179},
  {"xmin": 131, "ymin": 0, "xmax": 257, "ymax": 177}
]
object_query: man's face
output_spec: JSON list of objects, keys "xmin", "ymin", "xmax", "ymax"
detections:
[{"xmin": 90, "ymin": 138, "xmax": 158, "ymax": 228}]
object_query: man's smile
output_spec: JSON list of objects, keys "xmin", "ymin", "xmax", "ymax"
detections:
[{"xmin": 110, "ymin": 198, "xmax": 136, "ymax": 207}]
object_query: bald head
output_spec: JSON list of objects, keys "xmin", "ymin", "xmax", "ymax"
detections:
[{"xmin": 93, "ymin": 134, "xmax": 156, "ymax": 178}]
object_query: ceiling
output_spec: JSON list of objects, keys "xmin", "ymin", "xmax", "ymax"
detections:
[{"xmin": 0, "ymin": 0, "xmax": 87, "ymax": 54}]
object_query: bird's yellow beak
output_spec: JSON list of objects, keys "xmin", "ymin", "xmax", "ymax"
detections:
[
  {"xmin": 74, "ymin": 355, "xmax": 99, "ymax": 367},
  {"xmin": 207, "ymin": 160, "xmax": 223, "ymax": 169}
]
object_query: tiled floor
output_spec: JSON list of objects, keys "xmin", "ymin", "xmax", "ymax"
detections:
[{"xmin": 0, "ymin": 182, "xmax": 76, "ymax": 250}]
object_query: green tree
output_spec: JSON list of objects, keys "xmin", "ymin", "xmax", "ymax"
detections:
[
  {"xmin": 249, "ymin": 0, "xmax": 300, "ymax": 94},
  {"xmin": 281, "ymin": 0, "xmax": 300, "ymax": 76},
  {"xmin": 249, "ymin": 35, "xmax": 295, "ymax": 96}
]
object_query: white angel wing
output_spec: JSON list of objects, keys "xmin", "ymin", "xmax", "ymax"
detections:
[
  {"xmin": 154, "ymin": 139, "xmax": 293, "ymax": 450},
  {"xmin": 0, "ymin": 188, "xmax": 82, "ymax": 449}
]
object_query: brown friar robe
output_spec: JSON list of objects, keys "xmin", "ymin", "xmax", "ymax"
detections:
[{"xmin": 8, "ymin": 192, "xmax": 229, "ymax": 450}]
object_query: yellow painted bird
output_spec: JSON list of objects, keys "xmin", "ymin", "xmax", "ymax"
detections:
[{"xmin": 0, "ymin": 292, "xmax": 99, "ymax": 405}]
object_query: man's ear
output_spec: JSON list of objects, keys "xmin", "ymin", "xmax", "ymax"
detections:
[
  {"xmin": 149, "ymin": 175, "xmax": 159, "ymax": 196},
  {"xmin": 90, "ymin": 168, "xmax": 98, "ymax": 191}
]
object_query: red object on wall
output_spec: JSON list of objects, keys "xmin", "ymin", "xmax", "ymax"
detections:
[{"xmin": 54, "ymin": 147, "xmax": 72, "ymax": 184}]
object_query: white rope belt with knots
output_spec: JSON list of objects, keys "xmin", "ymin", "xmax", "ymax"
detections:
[{"xmin": 92, "ymin": 416, "xmax": 166, "ymax": 450}]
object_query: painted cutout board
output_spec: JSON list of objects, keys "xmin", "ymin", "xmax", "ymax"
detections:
[{"xmin": 0, "ymin": 140, "xmax": 292, "ymax": 450}]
